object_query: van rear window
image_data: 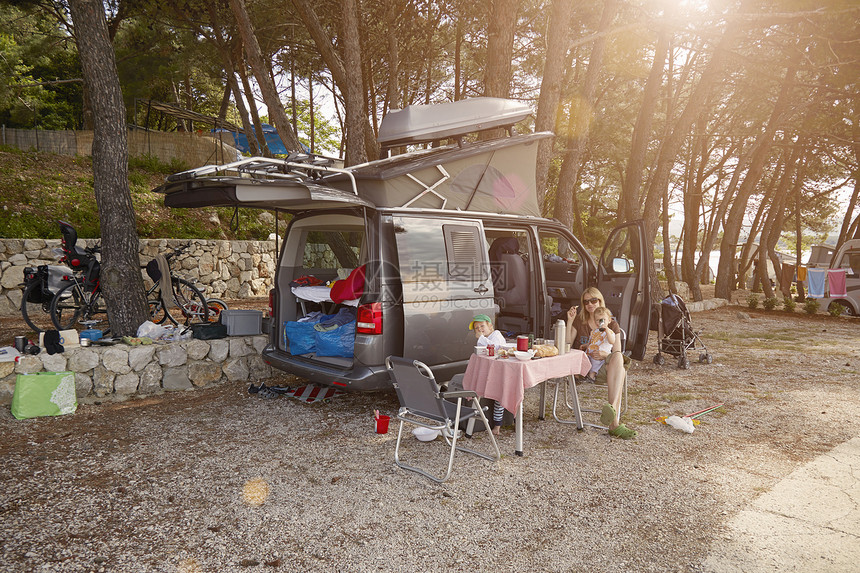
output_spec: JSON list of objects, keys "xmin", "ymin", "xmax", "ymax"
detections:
[{"xmin": 301, "ymin": 230, "xmax": 363, "ymax": 270}]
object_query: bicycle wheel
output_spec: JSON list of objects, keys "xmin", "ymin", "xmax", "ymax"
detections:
[
  {"xmin": 49, "ymin": 283, "xmax": 84, "ymax": 330},
  {"xmin": 171, "ymin": 278, "xmax": 209, "ymax": 325},
  {"xmin": 148, "ymin": 299, "xmax": 168, "ymax": 324},
  {"xmin": 206, "ymin": 298, "xmax": 228, "ymax": 322},
  {"xmin": 21, "ymin": 282, "xmax": 56, "ymax": 334}
]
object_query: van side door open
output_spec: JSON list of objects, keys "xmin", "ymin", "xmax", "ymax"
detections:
[{"xmin": 597, "ymin": 221, "xmax": 651, "ymax": 359}]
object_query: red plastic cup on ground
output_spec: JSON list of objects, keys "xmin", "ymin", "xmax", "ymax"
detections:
[
  {"xmin": 517, "ymin": 335, "xmax": 528, "ymax": 351},
  {"xmin": 375, "ymin": 415, "xmax": 390, "ymax": 434}
]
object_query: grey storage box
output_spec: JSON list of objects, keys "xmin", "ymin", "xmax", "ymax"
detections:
[{"xmin": 220, "ymin": 309, "xmax": 263, "ymax": 336}]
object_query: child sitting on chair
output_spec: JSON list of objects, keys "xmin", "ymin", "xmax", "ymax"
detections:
[
  {"xmin": 469, "ymin": 314, "xmax": 507, "ymax": 435},
  {"xmin": 584, "ymin": 306, "xmax": 617, "ymax": 381},
  {"xmin": 470, "ymin": 313, "xmax": 506, "ymax": 349}
]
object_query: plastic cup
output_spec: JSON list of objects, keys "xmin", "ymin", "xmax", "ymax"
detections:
[
  {"xmin": 375, "ymin": 415, "xmax": 390, "ymax": 434},
  {"xmin": 517, "ymin": 336, "xmax": 528, "ymax": 351}
]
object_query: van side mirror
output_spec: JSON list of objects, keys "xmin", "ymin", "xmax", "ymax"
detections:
[{"xmin": 612, "ymin": 257, "xmax": 631, "ymax": 273}]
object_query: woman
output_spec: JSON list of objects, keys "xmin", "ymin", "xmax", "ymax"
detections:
[{"xmin": 566, "ymin": 287, "xmax": 636, "ymax": 439}]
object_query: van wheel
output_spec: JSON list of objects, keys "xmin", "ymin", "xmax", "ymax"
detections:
[{"xmin": 828, "ymin": 302, "xmax": 854, "ymax": 316}]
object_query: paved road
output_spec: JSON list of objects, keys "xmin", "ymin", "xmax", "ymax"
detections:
[{"xmin": 703, "ymin": 436, "xmax": 860, "ymax": 572}]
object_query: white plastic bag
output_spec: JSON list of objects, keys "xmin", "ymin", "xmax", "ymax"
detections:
[
  {"xmin": 137, "ymin": 320, "xmax": 168, "ymax": 340},
  {"xmin": 665, "ymin": 415, "xmax": 695, "ymax": 434}
]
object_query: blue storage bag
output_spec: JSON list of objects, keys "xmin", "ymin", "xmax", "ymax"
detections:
[
  {"xmin": 284, "ymin": 313, "xmax": 332, "ymax": 355},
  {"xmin": 315, "ymin": 320, "xmax": 356, "ymax": 358}
]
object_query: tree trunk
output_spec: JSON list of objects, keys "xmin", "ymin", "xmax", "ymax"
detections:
[
  {"xmin": 454, "ymin": 15, "xmax": 462, "ymax": 101},
  {"xmin": 341, "ymin": 0, "xmax": 368, "ymax": 166},
  {"xmin": 766, "ymin": 141, "xmax": 802, "ymax": 296},
  {"xmin": 228, "ymin": 68, "xmax": 260, "ymax": 156},
  {"xmin": 661, "ymin": 184, "xmax": 676, "ymax": 295},
  {"xmin": 233, "ymin": 52, "xmax": 270, "ymax": 157},
  {"xmin": 681, "ymin": 129, "xmax": 703, "ymax": 301},
  {"xmin": 482, "ymin": 0, "xmax": 519, "ymax": 99},
  {"xmin": 228, "ymin": 0, "xmax": 302, "ymax": 152},
  {"xmin": 206, "ymin": 17, "xmax": 260, "ymax": 156},
  {"xmin": 552, "ymin": 0, "xmax": 617, "ymax": 232},
  {"xmin": 67, "ymin": 0, "xmax": 148, "ymax": 337},
  {"xmin": 641, "ymin": 10, "xmax": 748, "ymax": 247},
  {"xmin": 837, "ymin": 115, "xmax": 860, "ymax": 248},
  {"xmin": 384, "ymin": 0, "xmax": 400, "ymax": 116},
  {"xmin": 620, "ymin": 29, "xmax": 669, "ymax": 222},
  {"xmin": 535, "ymin": 0, "xmax": 574, "ymax": 212},
  {"xmin": 290, "ymin": 0, "xmax": 379, "ymax": 160},
  {"xmin": 715, "ymin": 57, "xmax": 799, "ymax": 299}
]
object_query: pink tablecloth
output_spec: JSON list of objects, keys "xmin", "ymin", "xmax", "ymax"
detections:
[{"xmin": 462, "ymin": 351, "xmax": 590, "ymax": 414}]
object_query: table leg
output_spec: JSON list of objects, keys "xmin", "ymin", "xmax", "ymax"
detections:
[
  {"xmin": 569, "ymin": 375, "xmax": 584, "ymax": 430},
  {"xmin": 515, "ymin": 401, "xmax": 524, "ymax": 456},
  {"xmin": 538, "ymin": 382, "xmax": 547, "ymax": 421}
]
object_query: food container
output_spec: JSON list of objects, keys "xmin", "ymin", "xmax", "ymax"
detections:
[
  {"xmin": 517, "ymin": 335, "xmax": 529, "ymax": 351},
  {"xmin": 412, "ymin": 427, "xmax": 440, "ymax": 442}
]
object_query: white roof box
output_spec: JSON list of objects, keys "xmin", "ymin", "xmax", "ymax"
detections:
[{"xmin": 377, "ymin": 97, "xmax": 532, "ymax": 147}]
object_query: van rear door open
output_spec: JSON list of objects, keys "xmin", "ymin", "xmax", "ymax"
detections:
[{"xmin": 597, "ymin": 221, "xmax": 650, "ymax": 360}]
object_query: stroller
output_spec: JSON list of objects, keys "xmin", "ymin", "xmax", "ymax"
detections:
[{"xmin": 653, "ymin": 294, "xmax": 712, "ymax": 369}]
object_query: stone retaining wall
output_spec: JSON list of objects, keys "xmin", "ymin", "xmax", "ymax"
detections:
[
  {"xmin": 0, "ymin": 335, "xmax": 272, "ymax": 405},
  {"xmin": 0, "ymin": 238, "xmax": 278, "ymax": 316}
]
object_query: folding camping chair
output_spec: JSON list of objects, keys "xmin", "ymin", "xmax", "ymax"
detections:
[
  {"xmin": 385, "ymin": 356, "xmax": 501, "ymax": 483},
  {"xmin": 551, "ymin": 329, "xmax": 629, "ymax": 430}
]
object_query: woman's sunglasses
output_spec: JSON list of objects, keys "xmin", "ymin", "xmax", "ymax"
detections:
[{"xmin": 584, "ymin": 298, "xmax": 601, "ymax": 305}]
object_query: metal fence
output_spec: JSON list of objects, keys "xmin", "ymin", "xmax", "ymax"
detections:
[{"xmin": 1, "ymin": 126, "xmax": 241, "ymax": 168}]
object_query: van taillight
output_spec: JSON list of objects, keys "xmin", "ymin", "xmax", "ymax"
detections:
[
  {"xmin": 268, "ymin": 289, "xmax": 274, "ymax": 317},
  {"xmin": 356, "ymin": 302, "xmax": 382, "ymax": 334}
]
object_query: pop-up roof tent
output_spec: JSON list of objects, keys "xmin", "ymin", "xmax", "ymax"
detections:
[{"xmin": 155, "ymin": 97, "xmax": 550, "ymax": 218}]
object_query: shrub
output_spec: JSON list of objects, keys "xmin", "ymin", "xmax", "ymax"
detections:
[
  {"xmin": 783, "ymin": 297, "xmax": 796, "ymax": 312},
  {"xmin": 763, "ymin": 296, "xmax": 779, "ymax": 311},
  {"xmin": 828, "ymin": 303, "xmax": 845, "ymax": 317},
  {"xmin": 747, "ymin": 294, "xmax": 759, "ymax": 309},
  {"xmin": 803, "ymin": 298, "xmax": 820, "ymax": 315}
]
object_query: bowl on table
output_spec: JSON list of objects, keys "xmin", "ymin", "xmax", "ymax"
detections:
[{"xmin": 513, "ymin": 350, "xmax": 535, "ymax": 361}]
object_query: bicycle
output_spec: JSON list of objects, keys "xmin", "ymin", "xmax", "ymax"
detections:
[
  {"xmin": 49, "ymin": 222, "xmax": 210, "ymax": 332},
  {"xmin": 19, "ymin": 259, "xmax": 73, "ymax": 334},
  {"xmin": 142, "ymin": 246, "xmax": 210, "ymax": 327}
]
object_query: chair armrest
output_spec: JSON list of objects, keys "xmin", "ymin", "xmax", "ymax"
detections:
[{"xmin": 441, "ymin": 390, "xmax": 478, "ymax": 400}]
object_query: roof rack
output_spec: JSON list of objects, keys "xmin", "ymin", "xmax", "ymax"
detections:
[{"xmin": 166, "ymin": 154, "xmax": 359, "ymax": 196}]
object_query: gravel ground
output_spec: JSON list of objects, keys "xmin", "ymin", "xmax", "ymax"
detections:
[{"xmin": 1, "ymin": 304, "xmax": 858, "ymax": 573}]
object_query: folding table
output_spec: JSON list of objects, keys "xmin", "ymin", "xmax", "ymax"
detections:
[{"xmin": 461, "ymin": 350, "xmax": 590, "ymax": 456}]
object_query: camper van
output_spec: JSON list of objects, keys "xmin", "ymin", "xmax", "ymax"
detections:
[
  {"xmin": 155, "ymin": 98, "xmax": 651, "ymax": 391},
  {"xmin": 814, "ymin": 239, "xmax": 860, "ymax": 316}
]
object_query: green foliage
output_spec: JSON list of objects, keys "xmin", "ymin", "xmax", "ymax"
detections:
[
  {"xmin": 828, "ymin": 303, "xmax": 844, "ymax": 317},
  {"xmin": 0, "ymin": 149, "xmax": 276, "ymax": 240},
  {"xmin": 783, "ymin": 296, "xmax": 796, "ymax": 312},
  {"xmin": 762, "ymin": 296, "xmax": 779, "ymax": 311},
  {"xmin": 0, "ymin": 6, "xmax": 82, "ymax": 129},
  {"xmin": 747, "ymin": 294, "xmax": 759, "ymax": 309},
  {"xmin": 803, "ymin": 298, "xmax": 820, "ymax": 315},
  {"xmin": 129, "ymin": 154, "xmax": 189, "ymax": 175}
]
